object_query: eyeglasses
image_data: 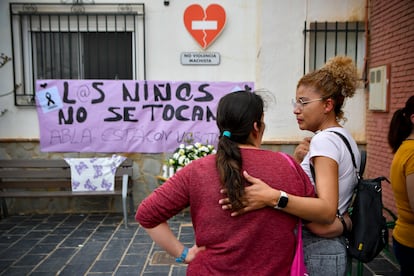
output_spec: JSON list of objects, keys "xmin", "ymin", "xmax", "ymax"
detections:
[{"xmin": 291, "ymin": 98, "xmax": 324, "ymax": 110}]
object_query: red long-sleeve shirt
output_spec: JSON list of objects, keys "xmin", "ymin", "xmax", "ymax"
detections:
[{"xmin": 136, "ymin": 148, "xmax": 314, "ymax": 276}]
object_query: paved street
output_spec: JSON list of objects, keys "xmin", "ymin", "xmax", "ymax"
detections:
[{"xmin": 0, "ymin": 212, "xmax": 400, "ymax": 275}]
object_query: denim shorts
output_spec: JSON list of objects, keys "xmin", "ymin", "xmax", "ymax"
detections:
[{"xmin": 302, "ymin": 228, "xmax": 348, "ymax": 276}]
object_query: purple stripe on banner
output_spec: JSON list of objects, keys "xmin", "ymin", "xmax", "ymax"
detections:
[{"xmin": 35, "ymin": 80, "xmax": 254, "ymax": 153}]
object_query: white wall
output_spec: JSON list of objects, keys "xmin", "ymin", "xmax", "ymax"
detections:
[
  {"xmin": 258, "ymin": 0, "xmax": 366, "ymax": 141},
  {"xmin": 0, "ymin": 0, "xmax": 366, "ymax": 142}
]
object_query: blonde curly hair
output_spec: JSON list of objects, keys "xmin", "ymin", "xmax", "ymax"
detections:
[{"xmin": 297, "ymin": 56, "xmax": 359, "ymax": 122}]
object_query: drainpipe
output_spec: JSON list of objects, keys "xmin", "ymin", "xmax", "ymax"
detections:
[
  {"xmin": 364, "ymin": 0, "xmax": 370, "ymax": 179},
  {"xmin": 363, "ymin": 0, "xmax": 369, "ymax": 85}
]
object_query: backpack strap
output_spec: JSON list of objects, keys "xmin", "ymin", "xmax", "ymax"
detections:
[
  {"xmin": 329, "ymin": 131, "xmax": 363, "ymax": 178},
  {"xmin": 309, "ymin": 131, "xmax": 364, "ymax": 180},
  {"xmin": 330, "ymin": 131, "xmax": 357, "ymax": 169},
  {"xmin": 359, "ymin": 149, "xmax": 367, "ymax": 177}
]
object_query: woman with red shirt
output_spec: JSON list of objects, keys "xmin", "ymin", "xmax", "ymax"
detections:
[{"xmin": 136, "ymin": 91, "xmax": 314, "ymax": 275}]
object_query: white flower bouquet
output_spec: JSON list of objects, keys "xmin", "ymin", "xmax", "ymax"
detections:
[{"xmin": 164, "ymin": 142, "xmax": 216, "ymax": 177}]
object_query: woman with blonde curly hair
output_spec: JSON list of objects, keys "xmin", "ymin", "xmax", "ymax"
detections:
[{"xmin": 220, "ymin": 56, "xmax": 361, "ymax": 275}]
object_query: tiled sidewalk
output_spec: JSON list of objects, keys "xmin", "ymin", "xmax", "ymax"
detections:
[{"xmin": 0, "ymin": 212, "xmax": 400, "ymax": 276}]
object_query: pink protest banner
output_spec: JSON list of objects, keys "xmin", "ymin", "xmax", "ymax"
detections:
[{"xmin": 35, "ymin": 80, "xmax": 254, "ymax": 153}]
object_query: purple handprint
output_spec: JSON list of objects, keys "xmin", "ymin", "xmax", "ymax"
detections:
[
  {"xmin": 93, "ymin": 165, "xmax": 103, "ymax": 179},
  {"xmin": 110, "ymin": 162, "xmax": 118, "ymax": 174},
  {"xmin": 84, "ymin": 179, "xmax": 97, "ymax": 191},
  {"xmin": 72, "ymin": 181, "xmax": 80, "ymax": 190},
  {"xmin": 75, "ymin": 161, "xmax": 88, "ymax": 175},
  {"xmin": 101, "ymin": 179, "xmax": 113, "ymax": 191}
]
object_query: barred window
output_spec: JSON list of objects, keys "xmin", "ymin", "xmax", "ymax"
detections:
[
  {"xmin": 303, "ymin": 21, "xmax": 365, "ymax": 77},
  {"xmin": 10, "ymin": 3, "xmax": 146, "ymax": 106}
]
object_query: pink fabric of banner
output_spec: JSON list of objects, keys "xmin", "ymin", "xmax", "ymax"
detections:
[{"xmin": 35, "ymin": 80, "xmax": 253, "ymax": 153}]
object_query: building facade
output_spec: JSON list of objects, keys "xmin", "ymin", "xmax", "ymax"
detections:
[
  {"xmin": 1, "ymin": 0, "xmax": 411, "ymax": 218},
  {"xmin": 366, "ymin": 0, "xmax": 414, "ymax": 216}
]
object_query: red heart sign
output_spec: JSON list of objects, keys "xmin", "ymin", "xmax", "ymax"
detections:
[{"xmin": 183, "ymin": 4, "xmax": 226, "ymax": 50}]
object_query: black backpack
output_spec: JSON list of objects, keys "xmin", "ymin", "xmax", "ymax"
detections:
[{"xmin": 331, "ymin": 131, "xmax": 389, "ymax": 263}]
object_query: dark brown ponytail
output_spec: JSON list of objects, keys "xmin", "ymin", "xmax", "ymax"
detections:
[{"xmin": 215, "ymin": 91, "xmax": 264, "ymax": 210}]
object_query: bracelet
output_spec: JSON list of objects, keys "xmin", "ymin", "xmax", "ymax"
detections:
[
  {"xmin": 336, "ymin": 213, "xmax": 348, "ymax": 236},
  {"xmin": 175, "ymin": 246, "xmax": 189, "ymax": 263}
]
